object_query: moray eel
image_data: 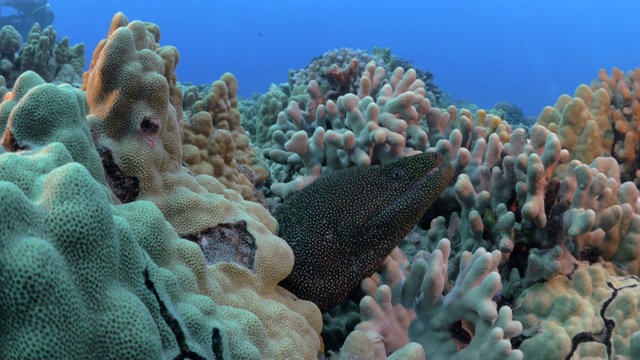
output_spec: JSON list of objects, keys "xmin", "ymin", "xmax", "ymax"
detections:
[{"xmin": 274, "ymin": 152, "xmax": 455, "ymax": 311}]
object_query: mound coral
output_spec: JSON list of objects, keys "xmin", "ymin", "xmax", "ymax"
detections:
[
  {"xmin": 1, "ymin": 12, "xmax": 322, "ymax": 359},
  {"xmin": 180, "ymin": 73, "xmax": 270, "ymax": 202}
]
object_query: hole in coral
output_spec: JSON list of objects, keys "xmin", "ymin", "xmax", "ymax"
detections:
[{"xmin": 141, "ymin": 115, "xmax": 160, "ymax": 134}]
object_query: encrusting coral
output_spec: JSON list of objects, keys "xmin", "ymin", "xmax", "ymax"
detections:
[
  {"xmin": 0, "ymin": 71, "xmax": 105, "ymax": 186},
  {"xmin": 514, "ymin": 262, "xmax": 640, "ymax": 359},
  {"xmin": 1, "ymin": 143, "xmax": 256, "ymax": 359}
]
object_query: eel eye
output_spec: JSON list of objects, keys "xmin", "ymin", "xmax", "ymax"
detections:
[{"xmin": 392, "ymin": 167, "xmax": 405, "ymax": 179}]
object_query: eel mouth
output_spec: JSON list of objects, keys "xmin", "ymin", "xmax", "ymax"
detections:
[{"xmin": 408, "ymin": 155, "xmax": 454, "ymax": 195}]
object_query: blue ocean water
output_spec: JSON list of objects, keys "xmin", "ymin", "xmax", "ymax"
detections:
[{"xmin": 41, "ymin": 0, "xmax": 640, "ymax": 116}]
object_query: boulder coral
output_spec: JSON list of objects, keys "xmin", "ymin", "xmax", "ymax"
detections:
[{"xmin": 1, "ymin": 12, "xmax": 322, "ymax": 359}]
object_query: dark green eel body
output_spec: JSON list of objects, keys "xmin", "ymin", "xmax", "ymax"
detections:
[{"xmin": 274, "ymin": 152, "xmax": 455, "ymax": 311}]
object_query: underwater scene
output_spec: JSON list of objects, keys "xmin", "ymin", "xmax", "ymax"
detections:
[{"xmin": 1, "ymin": 1, "xmax": 640, "ymax": 359}]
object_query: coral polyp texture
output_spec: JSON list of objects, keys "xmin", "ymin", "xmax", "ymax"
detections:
[
  {"xmin": 180, "ymin": 72, "xmax": 270, "ymax": 202},
  {"xmin": 2, "ymin": 8, "xmax": 640, "ymax": 360}
]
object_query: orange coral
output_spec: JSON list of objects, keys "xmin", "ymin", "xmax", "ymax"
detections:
[
  {"xmin": 326, "ymin": 58, "xmax": 359, "ymax": 87},
  {"xmin": 591, "ymin": 67, "xmax": 640, "ymax": 184}
]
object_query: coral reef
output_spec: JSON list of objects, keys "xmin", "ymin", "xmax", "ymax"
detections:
[
  {"xmin": 2, "ymin": 7, "xmax": 640, "ymax": 360},
  {"xmin": 372, "ymin": 46, "xmax": 443, "ymax": 105},
  {"xmin": 0, "ymin": 23, "xmax": 85, "ymax": 87},
  {"xmin": 264, "ymin": 63, "xmax": 447, "ymax": 200},
  {"xmin": 278, "ymin": 63, "xmax": 640, "ymax": 358}
]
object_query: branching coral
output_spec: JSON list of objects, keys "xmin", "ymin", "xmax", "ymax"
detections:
[
  {"xmin": 589, "ymin": 68, "xmax": 640, "ymax": 185},
  {"xmin": 265, "ymin": 64, "xmax": 436, "ymax": 199},
  {"xmin": 342, "ymin": 239, "xmax": 523, "ymax": 359}
]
